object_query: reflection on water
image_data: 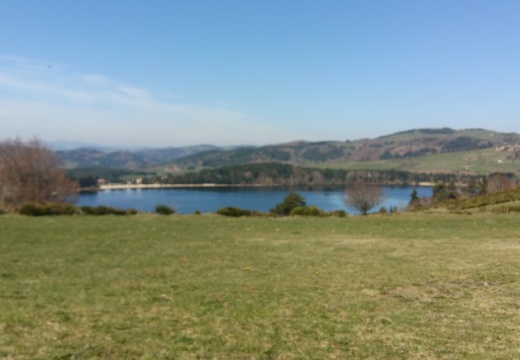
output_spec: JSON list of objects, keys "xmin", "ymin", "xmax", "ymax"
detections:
[{"xmin": 77, "ymin": 186, "xmax": 432, "ymax": 215}]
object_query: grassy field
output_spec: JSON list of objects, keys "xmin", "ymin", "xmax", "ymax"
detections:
[
  {"xmin": 1, "ymin": 213, "xmax": 520, "ymax": 359},
  {"xmin": 317, "ymin": 148, "xmax": 520, "ymax": 176}
]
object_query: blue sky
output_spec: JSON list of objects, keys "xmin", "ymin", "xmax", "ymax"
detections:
[{"xmin": 1, "ymin": 1, "xmax": 519, "ymax": 147}]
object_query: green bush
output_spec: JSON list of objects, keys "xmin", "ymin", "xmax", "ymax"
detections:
[
  {"xmin": 270, "ymin": 192, "xmax": 306, "ymax": 216},
  {"xmin": 290, "ymin": 206, "xmax": 324, "ymax": 217},
  {"xmin": 80, "ymin": 205, "xmax": 136, "ymax": 216},
  {"xmin": 193, "ymin": 210, "xmax": 202, "ymax": 215},
  {"xmin": 155, "ymin": 204, "xmax": 175, "ymax": 215},
  {"xmin": 0, "ymin": 207, "xmax": 7, "ymax": 215},
  {"xmin": 216, "ymin": 206, "xmax": 256, "ymax": 217},
  {"xmin": 47, "ymin": 203, "xmax": 78, "ymax": 215},
  {"xmin": 290, "ymin": 206, "xmax": 348, "ymax": 217},
  {"xmin": 19, "ymin": 203, "xmax": 79, "ymax": 216},
  {"xmin": 329, "ymin": 210, "xmax": 347, "ymax": 218},
  {"xmin": 19, "ymin": 204, "xmax": 45, "ymax": 216}
]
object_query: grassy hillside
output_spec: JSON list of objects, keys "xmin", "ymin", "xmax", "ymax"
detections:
[
  {"xmin": 2, "ymin": 213, "xmax": 520, "ymax": 358},
  {"xmin": 170, "ymin": 128, "xmax": 520, "ymax": 174},
  {"xmin": 426, "ymin": 186, "xmax": 520, "ymax": 213},
  {"xmin": 318, "ymin": 147, "xmax": 520, "ymax": 176},
  {"xmin": 56, "ymin": 128, "xmax": 520, "ymax": 178}
]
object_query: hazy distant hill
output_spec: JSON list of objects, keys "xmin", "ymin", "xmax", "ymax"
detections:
[
  {"xmin": 57, "ymin": 145, "xmax": 220, "ymax": 169},
  {"xmin": 171, "ymin": 128, "xmax": 520, "ymax": 171},
  {"xmin": 57, "ymin": 128, "xmax": 520, "ymax": 176}
]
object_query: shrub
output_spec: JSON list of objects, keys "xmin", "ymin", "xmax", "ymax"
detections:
[
  {"xmin": 155, "ymin": 204, "xmax": 175, "ymax": 215},
  {"xmin": 379, "ymin": 206, "xmax": 388, "ymax": 214},
  {"xmin": 290, "ymin": 206, "xmax": 324, "ymax": 217},
  {"xmin": 193, "ymin": 210, "xmax": 202, "ymax": 215},
  {"xmin": 270, "ymin": 192, "xmax": 306, "ymax": 216},
  {"xmin": 82, "ymin": 205, "xmax": 112, "ymax": 215},
  {"xmin": 216, "ymin": 206, "xmax": 254, "ymax": 217},
  {"xmin": 19, "ymin": 202, "xmax": 79, "ymax": 216},
  {"xmin": 329, "ymin": 210, "xmax": 347, "ymax": 218},
  {"xmin": 46, "ymin": 203, "xmax": 78, "ymax": 215},
  {"xmin": 0, "ymin": 207, "xmax": 6, "ymax": 215},
  {"xmin": 290, "ymin": 206, "xmax": 348, "ymax": 217},
  {"xmin": 19, "ymin": 203, "xmax": 46, "ymax": 216},
  {"xmin": 80, "ymin": 205, "xmax": 136, "ymax": 216}
]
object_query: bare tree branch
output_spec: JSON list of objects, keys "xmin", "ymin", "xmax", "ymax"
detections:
[
  {"xmin": 0, "ymin": 138, "xmax": 78, "ymax": 208},
  {"xmin": 344, "ymin": 181, "xmax": 383, "ymax": 215}
]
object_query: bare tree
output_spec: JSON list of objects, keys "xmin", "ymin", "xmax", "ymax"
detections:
[
  {"xmin": 0, "ymin": 138, "xmax": 78, "ymax": 208},
  {"xmin": 344, "ymin": 181, "xmax": 384, "ymax": 215},
  {"xmin": 486, "ymin": 173, "xmax": 515, "ymax": 194}
]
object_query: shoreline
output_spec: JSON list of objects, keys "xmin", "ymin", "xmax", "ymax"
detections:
[
  {"xmin": 98, "ymin": 182, "xmax": 435, "ymax": 191},
  {"xmin": 99, "ymin": 183, "xmax": 266, "ymax": 190}
]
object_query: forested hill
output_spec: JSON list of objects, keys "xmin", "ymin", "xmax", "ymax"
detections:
[
  {"xmin": 56, "ymin": 128, "xmax": 520, "ymax": 174},
  {"xmin": 57, "ymin": 145, "xmax": 220, "ymax": 169},
  {"xmin": 142, "ymin": 163, "xmax": 466, "ymax": 187},
  {"xmin": 172, "ymin": 128, "xmax": 520, "ymax": 169}
]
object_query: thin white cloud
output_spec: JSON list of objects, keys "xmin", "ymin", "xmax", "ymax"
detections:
[{"xmin": 0, "ymin": 56, "xmax": 280, "ymax": 146}]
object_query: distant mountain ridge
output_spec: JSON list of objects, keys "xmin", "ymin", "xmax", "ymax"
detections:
[
  {"xmin": 56, "ymin": 128, "xmax": 520, "ymax": 174},
  {"xmin": 172, "ymin": 128, "xmax": 520, "ymax": 169},
  {"xmin": 57, "ymin": 145, "xmax": 220, "ymax": 169}
]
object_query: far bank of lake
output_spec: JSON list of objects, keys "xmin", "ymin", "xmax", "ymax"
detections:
[{"xmin": 77, "ymin": 186, "xmax": 432, "ymax": 215}]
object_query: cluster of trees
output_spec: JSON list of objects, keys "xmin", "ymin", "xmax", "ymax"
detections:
[
  {"xmin": 142, "ymin": 163, "xmax": 469, "ymax": 187},
  {"xmin": 380, "ymin": 148, "xmax": 438, "ymax": 160},
  {"xmin": 190, "ymin": 147, "xmax": 292, "ymax": 168},
  {"xmin": 408, "ymin": 172, "xmax": 518, "ymax": 209},
  {"xmin": 391, "ymin": 128, "xmax": 456, "ymax": 136},
  {"xmin": 442, "ymin": 136, "xmax": 492, "ymax": 152},
  {"xmin": 0, "ymin": 138, "xmax": 78, "ymax": 209},
  {"xmin": 302, "ymin": 146, "xmax": 344, "ymax": 162},
  {"xmin": 68, "ymin": 167, "xmax": 154, "ymax": 189}
]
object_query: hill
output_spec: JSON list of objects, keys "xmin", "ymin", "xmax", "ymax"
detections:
[
  {"xmin": 171, "ymin": 128, "xmax": 520, "ymax": 175},
  {"xmin": 57, "ymin": 145, "xmax": 220, "ymax": 170},
  {"xmin": 56, "ymin": 128, "xmax": 520, "ymax": 176},
  {"xmin": 425, "ymin": 186, "xmax": 520, "ymax": 213},
  {"xmin": 315, "ymin": 147, "xmax": 520, "ymax": 176}
]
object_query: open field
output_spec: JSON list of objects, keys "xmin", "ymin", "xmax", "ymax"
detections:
[
  {"xmin": 1, "ymin": 214, "xmax": 520, "ymax": 359},
  {"xmin": 317, "ymin": 148, "xmax": 520, "ymax": 176}
]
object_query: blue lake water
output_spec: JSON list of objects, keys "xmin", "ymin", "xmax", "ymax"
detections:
[{"xmin": 76, "ymin": 186, "xmax": 432, "ymax": 215}]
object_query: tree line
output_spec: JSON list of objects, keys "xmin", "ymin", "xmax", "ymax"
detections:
[{"xmin": 141, "ymin": 162, "xmax": 478, "ymax": 187}]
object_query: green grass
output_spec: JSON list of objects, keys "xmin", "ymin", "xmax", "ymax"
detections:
[
  {"xmin": 1, "ymin": 213, "xmax": 520, "ymax": 359},
  {"xmin": 317, "ymin": 148, "xmax": 520, "ymax": 176}
]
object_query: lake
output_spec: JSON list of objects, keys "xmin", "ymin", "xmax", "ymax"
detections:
[{"xmin": 76, "ymin": 186, "xmax": 432, "ymax": 215}]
